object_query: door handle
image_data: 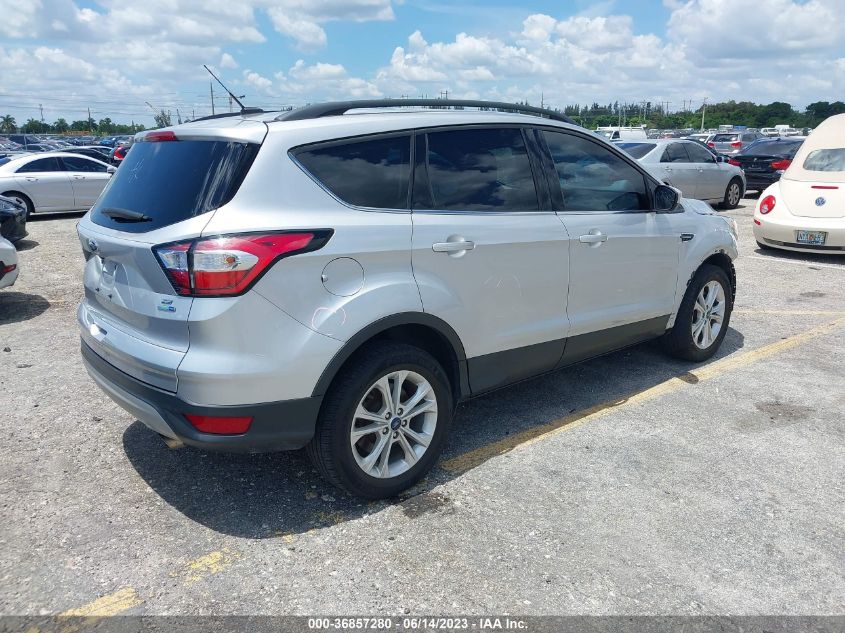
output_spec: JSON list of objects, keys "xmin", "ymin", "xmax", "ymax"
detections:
[
  {"xmin": 74, "ymin": 175, "xmax": 85, "ymax": 180},
  {"xmin": 432, "ymin": 240, "xmax": 475, "ymax": 253},
  {"xmin": 663, "ymin": 167, "xmax": 673, "ymax": 172},
  {"xmin": 579, "ymin": 231, "xmax": 607, "ymax": 244},
  {"xmin": 26, "ymin": 177, "xmax": 37, "ymax": 182}
]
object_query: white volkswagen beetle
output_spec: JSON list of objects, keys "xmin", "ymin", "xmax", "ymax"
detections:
[{"xmin": 753, "ymin": 113, "xmax": 845, "ymax": 254}]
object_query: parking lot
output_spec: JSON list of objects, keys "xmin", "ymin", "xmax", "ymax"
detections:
[{"xmin": 1, "ymin": 197, "xmax": 843, "ymax": 617}]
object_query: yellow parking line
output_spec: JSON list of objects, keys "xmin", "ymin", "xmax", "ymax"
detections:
[
  {"xmin": 173, "ymin": 548, "xmax": 241, "ymax": 585},
  {"xmin": 57, "ymin": 587, "xmax": 141, "ymax": 617},
  {"xmin": 441, "ymin": 316, "xmax": 845, "ymax": 475}
]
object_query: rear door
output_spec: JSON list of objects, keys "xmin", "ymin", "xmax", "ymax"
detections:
[
  {"xmin": 13, "ymin": 156, "xmax": 74, "ymax": 211},
  {"xmin": 61, "ymin": 155, "xmax": 112, "ymax": 208},
  {"xmin": 684, "ymin": 141, "xmax": 724, "ymax": 199},
  {"xmin": 78, "ymin": 134, "xmax": 262, "ymax": 390},
  {"xmin": 658, "ymin": 142, "xmax": 699, "ymax": 198},
  {"xmin": 410, "ymin": 126, "xmax": 571, "ymax": 394},
  {"xmin": 539, "ymin": 129, "xmax": 681, "ymax": 358}
]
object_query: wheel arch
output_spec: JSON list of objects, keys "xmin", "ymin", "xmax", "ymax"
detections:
[
  {"xmin": 1, "ymin": 190, "xmax": 33, "ymax": 213},
  {"xmin": 697, "ymin": 251, "xmax": 736, "ymax": 303},
  {"xmin": 311, "ymin": 313, "xmax": 470, "ymax": 404}
]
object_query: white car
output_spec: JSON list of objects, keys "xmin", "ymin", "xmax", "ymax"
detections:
[
  {"xmin": 617, "ymin": 139, "xmax": 746, "ymax": 209},
  {"xmin": 0, "ymin": 152, "xmax": 115, "ymax": 217},
  {"xmin": 753, "ymin": 113, "xmax": 845, "ymax": 254},
  {"xmin": 0, "ymin": 236, "xmax": 18, "ymax": 289}
]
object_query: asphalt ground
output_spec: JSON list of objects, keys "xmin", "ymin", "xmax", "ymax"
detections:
[{"xmin": 0, "ymin": 199, "xmax": 843, "ymax": 618}]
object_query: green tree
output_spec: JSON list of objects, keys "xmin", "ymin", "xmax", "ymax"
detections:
[
  {"xmin": 0, "ymin": 114, "xmax": 16, "ymax": 133},
  {"xmin": 54, "ymin": 118, "xmax": 69, "ymax": 133},
  {"xmin": 153, "ymin": 109, "xmax": 172, "ymax": 128},
  {"xmin": 22, "ymin": 118, "xmax": 44, "ymax": 133},
  {"xmin": 98, "ymin": 117, "xmax": 113, "ymax": 134}
]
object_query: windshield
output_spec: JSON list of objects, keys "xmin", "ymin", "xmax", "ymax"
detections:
[
  {"xmin": 712, "ymin": 134, "xmax": 739, "ymax": 142},
  {"xmin": 90, "ymin": 139, "xmax": 259, "ymax": 234},
  {"xmin": 616, "ymin": 143, "xmax": 656, "ymax": 159}
]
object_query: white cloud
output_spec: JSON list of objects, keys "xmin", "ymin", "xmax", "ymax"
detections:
[{"xmin": 220, "ymin": 53, "xmax": 238, "ymax": 69}]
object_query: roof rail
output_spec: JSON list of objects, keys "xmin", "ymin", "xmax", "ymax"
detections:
[
  {"xmin": 190, "ymin": 107, "xmax": 266, "ymax": 123},
  {"xmin": 275, "ymin": 99, "xmax": 576, "ymax": 125}
]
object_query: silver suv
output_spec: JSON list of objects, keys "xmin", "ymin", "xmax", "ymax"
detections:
[{"xmin": 78, "ymin": 99, "xmax": 739, "ymax": 498}]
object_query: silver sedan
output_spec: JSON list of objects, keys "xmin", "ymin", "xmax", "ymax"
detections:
[
  {"xmin": 0, "ymin": 152, "xmax": 115, "ymax": 217},
  {"xmin": 617, "ymin": 139, "xmax": 746, "ymax": 209}
]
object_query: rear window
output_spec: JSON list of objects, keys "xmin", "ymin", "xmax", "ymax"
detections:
[
  {"xmin": 739, "ymin": 140, "xmax": 803, "ymax": 156},
  {"xmin": 90, "ymin": 140, "xmax": 259, "ymax": 233},
  {"xmin": 617, "ymin": 143, "xmax": 656, "ymax": 159},
  {"xmin": 712, "ymin": 134, "xmax": 739, "ymax": 142},
  {"xmin": 802, "ymin": 149, "xmax": 845, "ymax": 172},
  {"xmin": 293, "ymin": 134, "xmax": 411, "ymax": 209}
]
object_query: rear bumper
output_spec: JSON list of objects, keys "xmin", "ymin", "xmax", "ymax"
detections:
[
  {"xmin": 744, "ymin": 173, "xmax": 780, "ymax": 191},
  {"xmin": 82, "ymin": 340, "xmax": 322, "ymax": 452},
  {"xmin": 753, "ymin": 213, "xmax": 845, "ymax": 254}
]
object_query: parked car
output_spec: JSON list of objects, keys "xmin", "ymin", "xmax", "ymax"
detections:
[
  {"xmin": 596, "ymin": 126, "xmax": 648, "ymax": 140},
  {"xmin": 66, "ymin": 146, "xmax": 114, "ymax": 162},
  {"xmin": 0, "ymin": 235, "xmax": 19, "ymax": 290},
  {"xmin": 0, "ymin": 152, "xmax": 115, "ymax": 217},
  {"xmin": 732, "ymin": 137, "xmax": 806, "ymax": 193},
  {"xmin": 77, "ymin": 99, "xmax": 739, "ymax": 498},
  {"xmin": 707, "ymin": 130, "xmax": 763, "ymax": 155},
  {"xmin": 617, "ymin": 139, "xmax": 746, "ymax": 208},
  {"xmin": 6, "ymin": 134, "xmax": 43, "ymax": 149},
  {"xmin": 0, "ymin": 194, "xmax": 28, "ymax": 242},
  {"xmin": 754, "ymin": 113, "xmax": 845, "ymax": 254},
  {"xmin": 109, "ymin": 143, "xmax": 131, "ymax": 166}
]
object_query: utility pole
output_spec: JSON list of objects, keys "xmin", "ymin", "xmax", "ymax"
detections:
[
  {"xmin": 210, "ymin": 82, "xmax": 215, "ymax": 116},
  {"xmin": 700, "ymin": 98, "xmax": 708, "ymax": 131},
  {"xmin": 87, "ymin": 107, "xmax": 92, "ymax": 134}
]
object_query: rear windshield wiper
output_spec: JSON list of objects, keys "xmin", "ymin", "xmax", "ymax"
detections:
[{"xmin": 101, "ymin": 207, "xmax": 152, "ymax": 222}]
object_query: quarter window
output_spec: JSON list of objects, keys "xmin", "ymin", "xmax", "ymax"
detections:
[
  {"xmin": 420, "ymin": 128, "xmax": 539, "ymax": 211},
  {"xmin": 16, "ymin": 157, "xmax": 64, "ymax": 173},
  {"xmin": 542, "ymin": 131, "xmax": 650, "ymax": 212},
  {"xmin": 294, "ymin": 135, "xmax": 412, "ymax": 209}
]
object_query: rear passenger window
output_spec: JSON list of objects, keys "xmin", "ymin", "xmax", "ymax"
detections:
[
  {"xmin": 16, "ymin": 157, "xmax": 64, "ymax": 173},
  {"xmin": 294, "ymin": 135, "xmax": 411, "ymax": 209},
  {"xmin": 542, "ymin": 131, "xmax": 649, "ymax": 212},
  {"xmin": 421, "ymin": 128, "xmax": 538, "ymax": 211}
]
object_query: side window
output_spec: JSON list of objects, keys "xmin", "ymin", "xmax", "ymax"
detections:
[
  {"xmin": 421, "ymin": 128, "xmax": 539, "ymax": 211},
  {"xmin": 661, "ymin": 143, "xmax": 691, "ymax": 163},
  {"xmin": 685, "ymin": 143, "xmax": 716, "ymax": 164},
  {"xmin": 63, "ymin": 156, "xmax": 107, "ymax": 173},
  {"xmin": 294, "ymin": 134, "xmax": 411, "ymax": 209},
  {"xmin": 542, "ymin": 130, "xmax": 650, "ymax": 212},
  {"xmin": 16, "ymin": 157, "xmax": 64, "ymax": 173}
]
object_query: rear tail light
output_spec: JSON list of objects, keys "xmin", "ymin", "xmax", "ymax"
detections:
[
  {"xmin": 184, "ymin": 414, "xmax": 253, "ymax": 435},
  {"xmin": 1, "ymin": 263, "xmax": 16, "ymax": 274},
  {"xmin": 730, "ymin": 141, "xmax": 742, "ymax": 149},
  {"xmin": 759, "ymin": 195, "xmax": 776, "ymax": 214},
  {"xmin": 706, "ymin": 142, "xmax": 715, "ymax": 148},
  {"xmin": 154, "ymin": 231, "xmax": 331, "ymax": 297},
  {"xmin": 770, "ymin": 159, "xmax": 791, "ymax": 170},
  {"xmin": 728, "ymin": 158, "xmax": 741, "ymax": 166}
]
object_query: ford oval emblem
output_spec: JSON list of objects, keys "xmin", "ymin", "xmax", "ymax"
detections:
[
  {"xmin": 815, "ymin": 197, "xmax": 826, "ymax": 207},
  {"xmin": 87, "ymin": 238, "xmax": 99, "ymax": 252}
]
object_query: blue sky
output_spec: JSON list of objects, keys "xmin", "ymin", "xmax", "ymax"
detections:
[{"xmin": 1, "ymin": 0, "xmax": 844, "ymax": 125}]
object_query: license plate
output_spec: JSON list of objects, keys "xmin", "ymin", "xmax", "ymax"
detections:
[{"xmin": 796, "ymin": 230, "xmax": 827, "ymax": 245}]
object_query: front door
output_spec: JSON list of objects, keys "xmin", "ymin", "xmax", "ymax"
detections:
[
  {"xmin": 410, "ymin": 126, "xmax": 571, "ymax": 394},
  {"xmin": 539, "ymin": 129, "xmax": 681, "ymax": 361}
]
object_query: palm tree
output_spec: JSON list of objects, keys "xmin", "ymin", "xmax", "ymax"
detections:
[{"xmin": 0, "ymin": 115, "xmax": 16, "ymax": 133}]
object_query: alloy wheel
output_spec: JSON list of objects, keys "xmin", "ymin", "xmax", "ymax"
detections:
[
  {"xmin": 691, "ymin": 280, "xmax": 726, "ymax": 349},
  {"xmin": 350, "ymin": 370, "xmax": 438, "ymax": 479}
]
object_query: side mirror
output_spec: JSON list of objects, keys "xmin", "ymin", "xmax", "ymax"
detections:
[
  {"xmin": 654, "ymin": 184, "xmax": 680, "ymax": 213},
  {"xmin": 106, "ymin": 165, "xmax": 117, "ymax": 174}
]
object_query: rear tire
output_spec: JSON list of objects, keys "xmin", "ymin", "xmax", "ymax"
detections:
[
  {"xmin": 662, "ymin": 264, "xmax": 733, "ymax": 362},
  {"xmin": 721, "ymin": 178, "xmax": 743, "ymax": 209},
  {"xmin": 2, "ymin": 191, "xmax": 33, "ymax": 220},
  {"xmin": 307, "ymin": 341, "xmax": 453, "ymax": 499}
]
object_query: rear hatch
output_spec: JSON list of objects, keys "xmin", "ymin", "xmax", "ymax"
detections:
[
  {"xmin": 78, "ymin": 121, "xmax": 265, "ymax": 391},
  {"xmin": 780, "ymin": 148, "xmax": 845, "ymax": 219},
  {"xmin": 710, "ymin": 133, "xmax": 741, "ymax": 154},
  {"xmin": 733, "ymin": 154, "xmax": 778, "ymax": 174}
]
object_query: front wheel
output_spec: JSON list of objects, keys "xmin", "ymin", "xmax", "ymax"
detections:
[
  {"xmin": 307, "ymin": 342, "xmax": 453, "ymax": 499},
  {"xmin": 662, "ymin": 264, "xmax": 733, "ymax": 362}
]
